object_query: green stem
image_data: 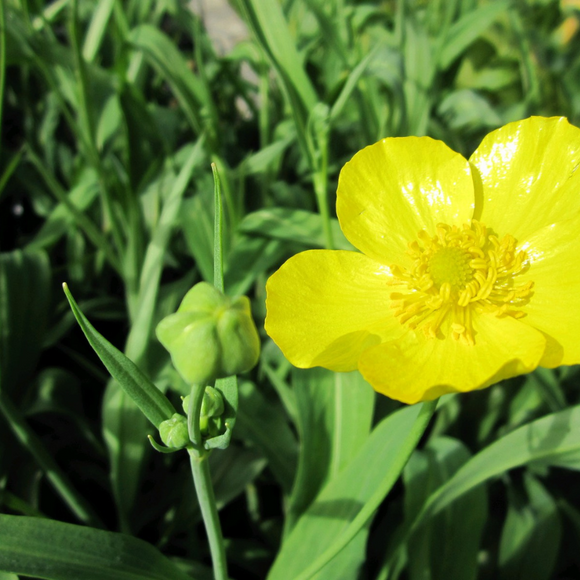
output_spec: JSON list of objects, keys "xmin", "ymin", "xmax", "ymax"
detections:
[
  {"xmin": 187, "ymin": 384, "xmax": 228, "ymax": 580},
  {"xmin": 212, "ymin": 164, "xmax": 225, "ymax": 294},
  {"xmin": 313, "ymin": 141, "xmax": 334, "ymax": 250},
  {"xmin": 0, "ymin": 392, "xmax": 104, "ymax": 529},
  {"xmin": 294, "ymin": 398, "xmax": 438, "ymax": 580}
]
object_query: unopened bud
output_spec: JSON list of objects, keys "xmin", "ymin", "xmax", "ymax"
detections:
[
  {"xmin": 159, "ymin": 414, "xmax": 189, "ymax": 449},
  {"xmin": 156, "ymin": 282, "xmax": 260, "ymax": 384},
  {"xmin": 182, "ymin": 386, "xmax": 226, "ymax": 437}
]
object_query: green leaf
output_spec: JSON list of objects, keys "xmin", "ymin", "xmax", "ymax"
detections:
[
  {"xmin": 421, "ymin": 405, "xmax": 580, "ymax": 524},
  {"xmin": 125, "ymin": 139, "xmax": 205, "ymax": 368},
  {"xmin": 329, "ymin": 48, "xmax": 378, "ymax": 123},
  {"xmin": 437, "ymin": 89, "xmax": 502, "ymax": 132},
  {"xmin": 210, "ymin": 444, "xmax": 266, "ymax": 509},
  {"xmin": 225, "ymin": 236, "xmax": 289, "ymax": 297},
  {"xmin": 286, "ymin": 369, "xmax": 374, "ymax": 531},
  {"xmin": 82, "ymin": 0, "xmax": 116, "ymax": 63},
  {"xmin": 237, "ymin": 0, "xmax": 317, "ymax": 112},
  {"xmin": 27, "ymin": 168, "xmax": 100, "ymax": 251},
  {"xmin": 268, "ymin": 404, "xmax": 423, "ymax": 580},
  {"xmin": 402, "ymin": 17, "xmax": 433, "ymax": 136},
  {"xmin": 62, "ymin": 284, "xmax": 176, "ymax": 428},
  {"xmin": 0, "ymin": 147, "xmax": 25, "ymax": 203},
  {"xmin": 404, "ymin": 437, "xmax": 487, "ymax": 580},
  {"xmin": 181, "ymin": 190, "xmax": 214, "ymax": 284},
  {"xmin": 0, "ymin": 392, "xmax": 102, "ymax": 528},
  {"xmin": 439, "ymin": 2, "xmax": 509, "ymax": 70},
  {"xmin": 26, "ymin": 368, "xmax": 105, "ymax": 456},
  {"xmin": 128, "ymin": 24, "xmax": 206, "ymax": 134},
  {"xmin": 235, "ymin": 380, "xmax": 298, "ymax": 493},
  {"xmin": 103, "ymin": 139, "xmax": 204, "ymax": 528},
  {"xmin": 0, "ymin": 249, "xmax": 50, "ymax": 393},
  {"xmin": 238, "ymin": 208, "xmax": 353, "ymax": 251},
  {"xmin": 0, "ymin": 515, "xmax": 193, "ymax": 580},
  {"xmin": 238, "ymin": 134, "xmax": 295, "ymax": 176},
  {"xmin": 499, "ymin": 474, "xmax": 561, "ymax": 580}
]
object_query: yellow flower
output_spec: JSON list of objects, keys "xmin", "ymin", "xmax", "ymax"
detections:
[{"xmin": 265, "ymin": 117, "xmax": 580, "ymax": 404}]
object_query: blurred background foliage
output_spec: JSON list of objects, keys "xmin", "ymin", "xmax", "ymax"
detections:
[{"xmin": 2, "ymin": 0, "xmax": 580, "ymax": 578}]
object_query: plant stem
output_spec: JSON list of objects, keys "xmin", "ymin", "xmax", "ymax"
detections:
[
  {"xmin": 294, "ymin": 398, "xmax": 439, "ymax": 580},
  {"xmin": 187, "ymin": 384, "xmax": 228, "ymax": 580}
]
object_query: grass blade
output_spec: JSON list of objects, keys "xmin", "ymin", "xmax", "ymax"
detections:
[
  {"xmin": 62, "ymin": 283, "xmax": 176, "ymax": 428},
  {"xmin": 82, "ymin": 0, "xmax": 116, "ymax": 62},
  {"xmin": 0, "ymin": 515, "xmax": 193, "ymax": 580},
  {"xmin": 423, "ymin": 405, "xmax": 580, "ymax": 521}
]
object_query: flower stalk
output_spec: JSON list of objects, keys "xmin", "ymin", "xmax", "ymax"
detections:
[{"xmin": 187, "ymin": 383, "xmax": 229, "ymax": 580}]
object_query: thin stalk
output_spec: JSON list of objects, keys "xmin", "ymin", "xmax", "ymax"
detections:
[
  {"xmin": 258, "ymin": 59, "xmax": 271, "ymax": 207},
  {"xmin": 187, "ymin": 384, "xmax": 229, "ymax": 580},
  {"xmin": 212, "ymin": 163, "xmax": 224, "ymax": 293},
  {"xmin": 293, "ymin": 399, "xmax": 439, "ymax": 580},
  {"xmin": 313, "ymin": 141, "xmax": 334, "ymax": 250},
  {"xmin": 0, "ymin": 391, "xmax": 104, "ymax": 528}
]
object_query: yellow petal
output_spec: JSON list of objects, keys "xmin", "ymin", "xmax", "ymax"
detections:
[
  {"xmin": 519, "ymin": 216, "xmax": 580, "ymax": 367},
  {"xmin": 357, "ymin": 312, "xmax": 546, "ymax": 405},
  {"xmin": 265, "ymin": 250, "xmax": 403, "ymax": 372},
  {"xmin": 337, "ymin": 137, "xmax": 474, "ymax": 265},
  {"xmin": 470, "ymin": 116, "xmax": 580, "ymax": 240}
]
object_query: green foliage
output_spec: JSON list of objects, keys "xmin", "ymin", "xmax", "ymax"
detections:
[
  {"xmin": 2, "ymin": 0, "xmax": 580, "ymax": 578},
  {"xmin": 0, "ymin": 515, "xmax": 192, "ymax": 580}
]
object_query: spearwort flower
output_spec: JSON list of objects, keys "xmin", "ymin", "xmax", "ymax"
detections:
[{"xmin": 265, "ymin": 117, "xmax": 580, "ymax": 404}]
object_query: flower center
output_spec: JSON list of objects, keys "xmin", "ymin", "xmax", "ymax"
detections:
[
  {"xmin": 428, "ymin": 247, "xmax": 473, "ymax": 289},
  {"xmin": 389, "ymin": 221, "xmax": 533, "ymax": 345}
]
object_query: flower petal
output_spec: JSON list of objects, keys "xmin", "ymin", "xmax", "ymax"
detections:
[
  {"xmin": 518, "ymin": 216, "xmax": 580, "ymax": 367},
  {"xmin": 357, "ymin": 312, "xmax": 546, "ymax": 405},
  {"xmin": 265, "ymin": 250, "xmax": 403, "ymax": 372},
  {"xmin": 470, "ymin": 116, "xmax": 580, "ymax": 240},
  {"xmin": 337, "ymin": 137, "xmax": 474, "ymax": 264}
]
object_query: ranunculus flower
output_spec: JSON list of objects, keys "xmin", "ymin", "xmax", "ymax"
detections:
[{"xmin": 265, "ymin": 117, "xmax": 580, "ymax": 404}]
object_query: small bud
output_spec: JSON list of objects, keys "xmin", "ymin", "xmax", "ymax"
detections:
[
  {"xmin": 156, "ymin": 282, "xmax": 260, "ymax": 384},
  {"xmin": 182, "ymin": 387, "xmax": 226, "ymax": 438},
  {"xmin": 159, "ymin": 414, "xmax": 190, "ymax": 449},
  {"xmin": 201, "ymin": 386, "xmax": 224, "ymax": 418}
]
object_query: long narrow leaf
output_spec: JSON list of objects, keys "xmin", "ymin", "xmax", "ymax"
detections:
[
  {"xmin": 62, "ymin": 284, "xmax": 176, "ymax": 428},
  {"xmin": 0, "ymin": 515, "xmax": 193, "ymax": 580},
  {"xmin": 128, "ymin": 24, "xmax": 206, "ymax": 134},
  {"xmin": 237, "ymin": 0, "xmax": 317, "ymax": 112},
  {"xmin": 422, "ymin": 404, "xmax": 580, "ymax": 521},
  {"xmin": 269, "ymin": 403, "xmax": 432, "ymax": 580}
]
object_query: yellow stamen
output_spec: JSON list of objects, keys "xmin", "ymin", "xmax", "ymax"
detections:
[{"xmin": 388, "ymin": 220, "xmax": 533, "ymax": 344}]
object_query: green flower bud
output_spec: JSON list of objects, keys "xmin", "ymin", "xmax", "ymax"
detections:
[
  {"xmin": 182, "ymin": 387, "xmax": 226, "ymax": 438},
  {"xmin": 159, "ymin": 414, "xmax": 189, "ymax": 449},
  {"xmin": 156, "ymin": 282, "xmax": 260, "ymax": 384},
  {"xmin": 201, "ymin": 386, "xmax": 224, "ymax": 418}
]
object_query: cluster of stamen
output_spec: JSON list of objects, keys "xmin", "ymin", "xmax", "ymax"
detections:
[{"xmin": 389, "ymin": 221, "xmax": 533, "ymax": 345}]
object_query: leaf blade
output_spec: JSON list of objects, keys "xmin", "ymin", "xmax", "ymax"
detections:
[{"xmin": 62, "ymin": 284, "xmax": 176, "ymax": 428}]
